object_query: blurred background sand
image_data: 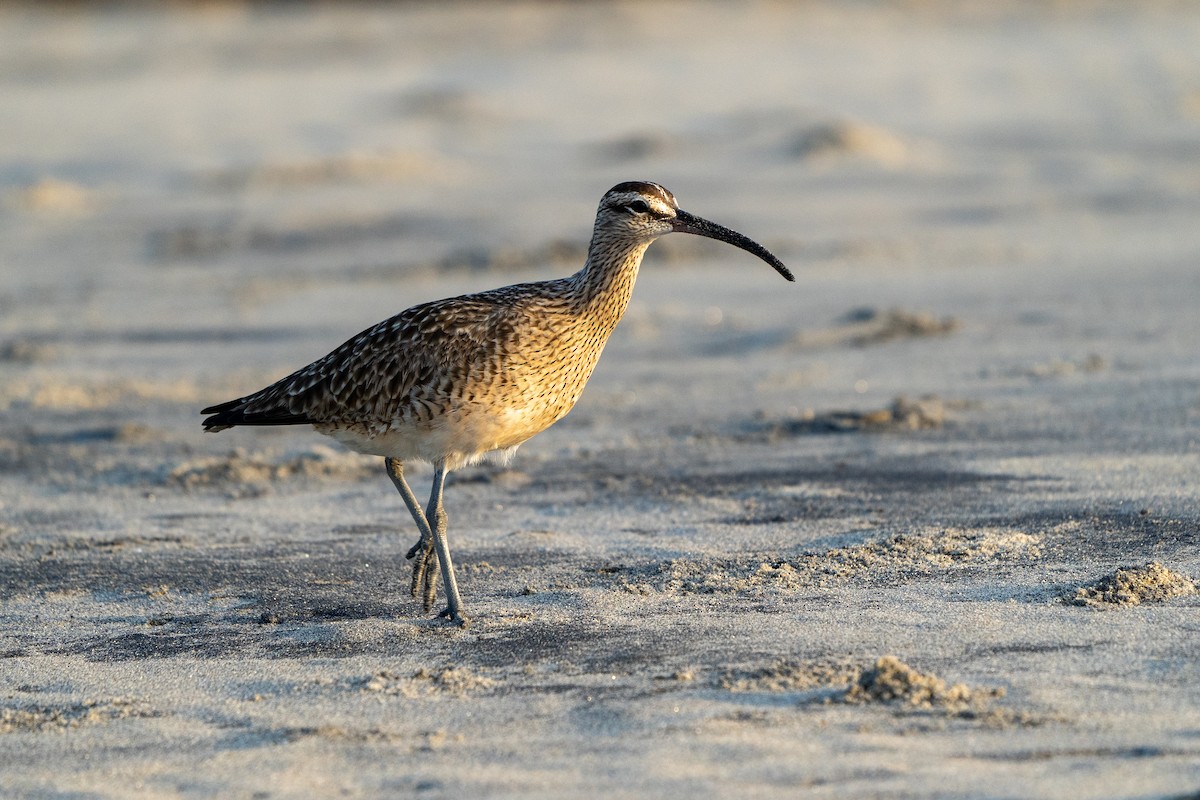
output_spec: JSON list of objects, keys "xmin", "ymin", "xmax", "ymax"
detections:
[{"xmin": 1, "ymin": 2, "xmax": 1199, "ymax": 798}]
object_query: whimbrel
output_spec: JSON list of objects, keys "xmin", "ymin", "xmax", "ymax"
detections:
[{"xmin": 202, "ymin": 181, "xmax": 792, "ymax": 625}]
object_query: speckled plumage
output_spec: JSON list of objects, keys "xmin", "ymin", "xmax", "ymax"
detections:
[{"xmin": 202, "ymin": 181, "xmax": 792, "ymax": 624}]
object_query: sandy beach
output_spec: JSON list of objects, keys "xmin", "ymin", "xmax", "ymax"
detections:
[{"xmin": 2, "ymin": 2, "xmax": 1199, "ymax": 797}]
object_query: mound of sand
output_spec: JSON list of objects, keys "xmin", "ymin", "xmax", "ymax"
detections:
[
  {"xmin": 811, "ymin": 527, "xmax": 1043, "ymax": 575},
  {"xmin": 433, "ymin": 239, "xmax": 587, "ymax": 276},
  {"xmin": 0, "ymin": 339, "xmax": 57, "ymax": 365},
  {"xmin": 0, "ymin": 376, "xmax": 204, "ymax": 412},
  {"xmin": 746, "ymin": 395, "xmax": 971, "ymax": 441},
  {"xmin": 789, "ymin": 120, "xmax": 910, "ymax": 167},
  {"xmin": 844, "ymin": 656, "xmax": 1002, "ymax": 712},
  {"xmin": 1068, "ymin": 562, "xmax": 1197, "ymax": 607},
  {"xmin": 720, "ymin": 655, "xmax": 1011, "ymax": 722},
  {"xmin": 653, "ymin": 527, "xmax": 1042, "ymax": 596},
  {"xmin": 792, "ymin": 307, "xmax": 961, "ymax": 349},
  {"xmin": 0, "ymin": 699, "xmax": 157, "ymax": 733},
  {"xmin": 840, "ymin": 307, "xmax": 961, "ymax": 347},
  {"xmin": 361, "ymin": 667, "xmax": 497, "ymax": 698},
  {"xmin": 592, "ymin": 131, "xmax": 682, "ymax": 162},
  {"xmin": 200, "ymin": 149, "xmax": 456, "ymax": 190},
  {"xmin": 7, "ymin": 178, "xmax": 96, "ymax": 213},
  {"xmin": 720, "ymin": 658, "xmax": 862, "ymax": 693},
  {"xmin": 813, "ymin": 395, "xmax": 950, "ymax": 432},
  {"xmin": 169, "ymin": 447, "xmax": 376, "ymax": 495}
]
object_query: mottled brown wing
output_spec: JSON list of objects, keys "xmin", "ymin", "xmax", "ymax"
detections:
[{"xmin": 201, "ymin": 292, "xmax": 511, "ymax": 431}]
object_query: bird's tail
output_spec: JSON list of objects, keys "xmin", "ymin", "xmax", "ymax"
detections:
[{"xmin": 201, "ymin": 397, "xmax": 314, "ymax": 431}]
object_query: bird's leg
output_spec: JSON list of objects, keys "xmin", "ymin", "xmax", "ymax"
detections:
[
  {"xmin": 384, "ymin": 458, "xmax": 438, "ymax": 611},
  {"xmin": 426, "ymin": 462, "xmax": 467, "ymax": 626}
]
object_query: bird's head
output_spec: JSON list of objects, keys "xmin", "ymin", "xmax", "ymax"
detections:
[{"xmin": 594, "ymin": 181, "xmax": 794, "ymax": 281}]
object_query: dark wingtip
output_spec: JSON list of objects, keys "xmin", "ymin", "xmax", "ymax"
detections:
[
  {"xmin": 201, "ymin": 399, "xmax": 240, "ymax": 431},
  {"xmin": 201, "ymin": 398, "xmax": 314, "ymax": 430},
  {"xmin": 202, "ymin": 410, "xmax": 242, "ymax": 432}
]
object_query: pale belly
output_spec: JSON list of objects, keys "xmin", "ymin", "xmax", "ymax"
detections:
[{"xmin": 316, "ymin": 384, "xmax": 585, "ymax": 469}]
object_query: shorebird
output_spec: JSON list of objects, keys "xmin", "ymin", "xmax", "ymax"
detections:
[{"xmin": 202, "ymin": 181, "xmax": 792, "ymax": 625}]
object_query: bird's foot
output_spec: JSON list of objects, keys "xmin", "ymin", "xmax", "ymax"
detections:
[
  {"xmin": 406, "ymin": 535, "xmax": 438, "ymax": 612},
  {"xmin": 437, "ymin": 605, "xmax": 469, "ymax": 628}
]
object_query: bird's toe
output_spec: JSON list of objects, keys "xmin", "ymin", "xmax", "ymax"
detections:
[{"xmin": 437, "ymin": 606, "xmax": 469, "ymax": 628}]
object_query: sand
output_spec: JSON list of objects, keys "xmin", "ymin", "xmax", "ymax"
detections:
[{"xmin": 2, "ymin": 1, "xmax": 1199, "ymax": 798}]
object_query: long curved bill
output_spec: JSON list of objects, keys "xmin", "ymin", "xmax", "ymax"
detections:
[{"xmin": 673, "ymin": 209, "xmax": 794, "ymax": 282}]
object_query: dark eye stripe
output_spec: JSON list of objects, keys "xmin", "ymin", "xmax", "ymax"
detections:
[{"xmin": 625, "ymin": 200, "xmax": 650, "ymax": 214}]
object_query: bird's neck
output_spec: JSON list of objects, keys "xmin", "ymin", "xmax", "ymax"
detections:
[{"xmin": 570, "ymin": 232, "xmax": 653, "ymax": 331}]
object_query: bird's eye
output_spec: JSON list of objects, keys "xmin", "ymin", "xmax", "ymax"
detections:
[{"xmin": 625, "ymin": 200, "xmax": 651, "ymax": 214}]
